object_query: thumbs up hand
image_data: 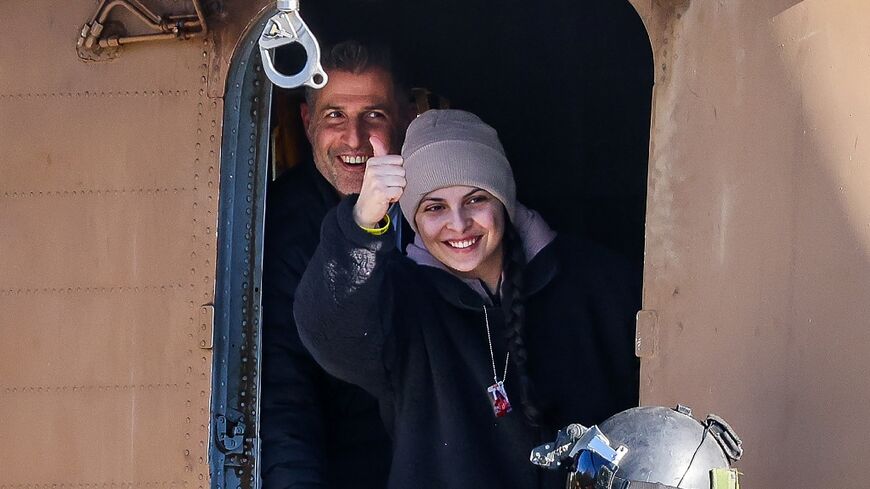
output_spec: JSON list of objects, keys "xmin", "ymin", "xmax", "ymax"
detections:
[{"xmin": 353, "ymin": 136, "xmax": 406, "ymax": 229}]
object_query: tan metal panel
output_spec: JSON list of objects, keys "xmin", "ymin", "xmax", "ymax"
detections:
[
  {"xmin": 0, "ymin": 387, "xmax": 198, "ymax": 481},
  {"xmin": 1, "ymin": 193, "xmax": 194, "ymax": 288},
  {"xmin": 631, "ymin": 0, "xmax": 870, "ymax": 487},
  {"xmin": 0, "ymin": 2, "xmax": 206, "ymax": 95},
  {"xmin": 0, "ymin": 0, "xmax": 220, "ymax": 486},
  {"xmin": 0, "ymin": 292, "xmax": 193, "ymax": 385},
  {"xmin": 0, "ymin": 94, "xmax": 200, "ymax": 191}
]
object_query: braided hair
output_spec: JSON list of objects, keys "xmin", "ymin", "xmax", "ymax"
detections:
[{"xmin": 502, "ymin": 220, "xmax": 544, "ymax": 426}]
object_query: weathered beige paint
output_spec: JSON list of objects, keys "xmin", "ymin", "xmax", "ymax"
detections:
[
  {"xmin": 0, "ymin": 0, "xmax": 293, "ymax": 483},
  {"xmin": 0, "ymin": 0, "xmax": 221, "ymax": 485},
  {"xmin": 630, "ymin": 0, "xmax": 870, "ymax": 486},
  {"xmin": 5, "ymin": 0, "xmax": 868, "ymax": 487}
]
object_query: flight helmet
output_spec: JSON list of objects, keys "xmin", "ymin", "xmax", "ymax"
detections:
[{"xmin": 530, "ymin": 405, "xmax": 743, "ymax": 489}]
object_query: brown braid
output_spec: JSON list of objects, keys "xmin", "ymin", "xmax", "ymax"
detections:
[{"xmin": 502, "ymin": 220, "xmax": 544, "ymax": 426}]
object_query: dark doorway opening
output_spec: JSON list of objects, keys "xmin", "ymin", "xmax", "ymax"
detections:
[
  {"xmin": 270, "ymin": 0, "xmax": 653, "ymax": 269},
  {"xmin": 255, "ymin": 1, "xmax": 652, "ymax": 487}
]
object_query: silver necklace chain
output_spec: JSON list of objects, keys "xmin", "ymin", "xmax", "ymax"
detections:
[{"xmin": 483, "ymin": 305, "xmax": 510, "ymax": 385}]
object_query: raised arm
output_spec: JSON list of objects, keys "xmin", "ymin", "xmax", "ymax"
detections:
[{"xmin": 295, "ymin": 136, "xmax": 406, "ymax": 396}]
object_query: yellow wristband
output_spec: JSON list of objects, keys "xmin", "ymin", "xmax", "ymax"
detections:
[{"xmin": 359, "ymin": 213, "xmax": 391, "ymax": 236}]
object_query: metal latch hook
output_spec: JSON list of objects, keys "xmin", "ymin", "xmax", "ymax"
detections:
[{"xmin": 258, "ymin": 0, "xmax": 327, "ymax": 89}]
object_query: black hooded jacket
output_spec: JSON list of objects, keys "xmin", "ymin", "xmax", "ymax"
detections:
[{"xmin": 295, "ymin": 196, "xmax": 640, "ymax": 489}]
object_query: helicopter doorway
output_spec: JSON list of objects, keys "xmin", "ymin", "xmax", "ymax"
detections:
[
  {"xmin": 268, "ymin": 0, "xmax": 653, "ymax": 268},
  {"xmin": 214, "ymin": 1, "xmax": 653, "ymax": 487}
]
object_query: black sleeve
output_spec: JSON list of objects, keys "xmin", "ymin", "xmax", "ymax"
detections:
[{"xmin": 294, "ymin": 196, "xmax": 398, "ymax": 397}]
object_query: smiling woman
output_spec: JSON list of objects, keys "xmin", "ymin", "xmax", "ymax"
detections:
[
  {"xmin": 414, "ymin": 187, "xmax": 507, "ymax": 289},
  {"xmin": 294, "ymin": 109, "xmax": 641, "ymax": 489},
  {"xmin": 394, "ymin": 110, "xmax": 517, "ymax": 289}
]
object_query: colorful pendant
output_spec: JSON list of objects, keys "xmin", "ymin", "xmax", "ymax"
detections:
[{"xmin": 487, "ymin": 381, "xmax": 512, "ymax": 417}]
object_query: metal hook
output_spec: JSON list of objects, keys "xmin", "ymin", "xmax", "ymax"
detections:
[{"xmin": 258, "ymin": 0, "xmax": 327, "ymax": 89}]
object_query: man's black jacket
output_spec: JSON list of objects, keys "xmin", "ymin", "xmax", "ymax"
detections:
[{"xmin": 260, "ymin": 162, "xmax": 392, "ymax": 489}]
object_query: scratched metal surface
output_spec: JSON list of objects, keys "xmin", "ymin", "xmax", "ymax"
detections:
[
  {"xmin": 0, "ymin": 0, "xmax": 220, "ymax": 485},
  {"xmin": 631, "ymin": 1, "xmax": 870, "ymax": 487},
  {"xmin": 18, "ymin": 1, "xmax": 870, "ymax": 488}
]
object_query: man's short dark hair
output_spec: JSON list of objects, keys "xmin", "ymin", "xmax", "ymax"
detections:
[{"xmin": 304, "ymin": 40, "xmax": 408, "ymax": 106}]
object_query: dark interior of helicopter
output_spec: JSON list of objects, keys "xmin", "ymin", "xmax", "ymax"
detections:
[{"xmin": 267, "ymin": 0, "xmax": 653, "ymax": 271}]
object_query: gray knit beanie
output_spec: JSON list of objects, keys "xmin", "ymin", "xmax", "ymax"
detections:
[{"xmin": 399, "ymin": 110, "xmax": 516, "ymax": 231}]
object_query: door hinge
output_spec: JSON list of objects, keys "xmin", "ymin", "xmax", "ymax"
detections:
[
  {"xmin": 635, "ymin": 309, "xmax": 659, "ymax": 359},
  {"xmin": 215, "ymin": 410, "xmax": 246, "ymax": 453},
  {"xmin": 199, "ymin": 304, "xmax": 215, "ymax": 349}
]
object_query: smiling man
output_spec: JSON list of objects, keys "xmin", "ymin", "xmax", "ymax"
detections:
[
  {"xmin": 260, "ymin": 41, "xmax": 412, "ymax": 489},
  {"xmin": 301, "ymin": 66, "xmax": 405, "ymax": 196}
]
